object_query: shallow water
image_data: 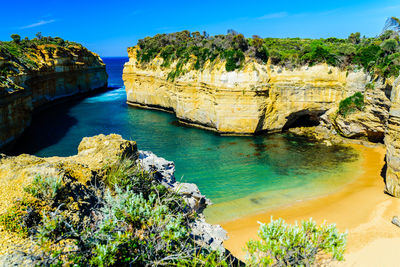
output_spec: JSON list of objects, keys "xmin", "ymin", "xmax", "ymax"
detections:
[{"xmin": 11, "ymin": 57, "xmax": 360, "ymax": 223}]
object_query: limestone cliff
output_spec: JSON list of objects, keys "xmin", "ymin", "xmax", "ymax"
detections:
[
  {"xmin": 123, "ymin": 46, "xmax": 373, "ymax": 134},
  {"xmin": 385, "ymin": 77, "xmax": 400, "ymax": 197},
  {"xmin": 334, "ymin": 79, "xmax": 392, "ymax": 142},
  {"xmin": 124, "ymin": 45, "xmax": 400, "ymax": 197},
  {"xmin": 0, "ymin": 42, "xmax": 107, "ymax": 150}
]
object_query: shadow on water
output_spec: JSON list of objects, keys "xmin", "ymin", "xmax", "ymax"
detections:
[
  {"xmin": 9, "ymin": 88, "xmax": 119, "ymax": 156},
  {"xmin": 8, "ymin": 56, "xmax": 128, "ymax": 155},
  {"xmin": 10, "ymin": 102, "xmax": 78, "ymax": 155}
]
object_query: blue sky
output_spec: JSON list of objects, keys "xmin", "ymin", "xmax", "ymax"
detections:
[{"xmin": 1, "ymin": 0, "xmax": 400, "ymax": 56}]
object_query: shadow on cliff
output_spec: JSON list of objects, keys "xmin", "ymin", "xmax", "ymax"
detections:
[
  {"xmin": 381, "ymin": 155, "xmax": 392, "ymax": 196},
  {"xmin": 381, "ymin": 155, "xmax": 387, "ymax": 184},
  {"xmin": 8, "ymin": 100, "xmax": 80, "ymax": 156},
  {"xmin": 8, "ymin": 87, "xmax": 122, "ymax": 156}
]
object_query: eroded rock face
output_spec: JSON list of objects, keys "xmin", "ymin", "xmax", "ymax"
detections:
[
  {"xmin": 0, "ymin": 89, "xmax": 32, "ymax": 150},
  {"xmin": 334, "ymin": 80, "xmax": 392, "ymax": 142},
  {"xmin": 0, "ymin": 134, "xmax": 227, "ymax": 260},
  {"xmin": 0, "ymin": 45, "xmax": 108, "ymax": 151},
  {"xmin": 123, "ymin": 46, "xmax": 369, "ymax": 134},
  {"xmin": 385, "ymin": 77, "xmax": 400, "ymax": 196}
]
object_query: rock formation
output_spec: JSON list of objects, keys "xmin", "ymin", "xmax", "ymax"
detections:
[
  {"xmin": 123, "ymin": 46, "xmax": 376, "ymax": 134},
  {"xmin": 334, "ymin": 79, "xmax": 392, "ymax": 142},
  {"xmin": 0, "ymin": 134, "xmax": 227, "ymax": 264},
  {"xmin": 0, "ymin": 43, "xmax": 107, "ymax": 150},
  {"xmin": 385, "ymin": 77, "xmax": 400, "ymax": 197},
  {"xmin": 123, "ymin": 45, "xmax": 400, "ymax": 198}
]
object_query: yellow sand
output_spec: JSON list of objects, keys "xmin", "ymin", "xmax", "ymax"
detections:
[{"xmin": 221, "ymin": 144, "xmax": 400, "ymax": 265}]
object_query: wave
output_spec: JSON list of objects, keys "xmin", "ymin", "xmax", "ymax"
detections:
[{"xmin": 83, "ymin": 87, "xmax": 126, "ymax": 103}]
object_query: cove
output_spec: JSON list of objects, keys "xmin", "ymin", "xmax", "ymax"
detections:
[{"xmin": 11, "ymin": 57, "xmax": 361, "ymax": 223}]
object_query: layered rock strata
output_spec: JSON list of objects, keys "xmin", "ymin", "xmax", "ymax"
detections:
[
  {"xmin": 124, "ymin": 46, "xmax": 400, "ymax": 198},
  {"xmin": 334, "ymin": 79, "xmax": 392, "ymax": 142},
  {"xmin": 0, "ymin": 45, "xmax": 107, "ymax": 150},
  {"xmin": 123, "ymin": 46, "xmax": 372, "ymax": 134},
  {"xmin": 385, "ymin": 77, "xmax": 400, "ymax": 196}
]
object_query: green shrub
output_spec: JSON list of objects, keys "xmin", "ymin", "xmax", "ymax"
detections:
[
  {"xmin": 10, "ymin": 34, "xmax": 21, "ymax": 43},
  {"xmin": 256, "ymin": 44, "xmax": 269, "ymax": 63},
  {"xmin": 381, "ymin": 39, "xmax": 398, "ymax": 53},
  {"xmin": 0, "ymin": 198, "xmax": 42, "ymax": 237},
  {"xmin": 338, "ymin": 92, "xmax": 365, "ymax": 117},
  {"xmin": 4, "ymin": 158, "xmax": 230, "ymax": 266},
  {"xmin": 53, "ymin": 37, "xmax": 65, "ymax": 45},
  {"xmin": 44, "ymin": 46, "xmax": 56, "ymax": 55},
  {"xmin": 309, "ymin": 41, "xmax": 333, "ymax": 63},
  {"xmin": 34, "ymin": 178, "xmax": 225, "ymax": 266},
  {"xmin": 365, "ymin": 82, "xmax": 375, "ymax": 89},
  {"xmin": 380, "ymin": 30, "xmax": 397, "ymax": 41},
  {"xmin": 167, "ymin": 57, "xmax": 188, "ymax": 81},
  {"xmin": 24, "ymin": 174, "xmax": 62, "ymax": 202},
  {"xmin": 348, "ymin": 32, "xmax": 361, "ymax": 44},
  {"xmin": 354, "ymin": 44, "xmax": 382, "ymax": 69},
  {"xmin": 134, "ymin": 30, "xmax": 400, "ymax": 78},
  {"xmin": 336, "ymin": 43, "xmax": 356, "ymax": 56},
  {"xmin": 246, "ymin": 218, "xmax": 347, "ymax": 266},
  {"xmin": 160, "ymin": 45, "xmax": 175, "ymax": 67},
  {"xmin": 224, "ymin": 49, "xmax": 244, "ymax": 71},
  {"xmin": 103, "ymin": 157, "xmax": 152, "ymax": 192}
]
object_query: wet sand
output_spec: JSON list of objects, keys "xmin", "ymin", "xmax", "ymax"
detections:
[{"xmin": 221, "ymin": 144, "xmax": 400, "ymax": 265}]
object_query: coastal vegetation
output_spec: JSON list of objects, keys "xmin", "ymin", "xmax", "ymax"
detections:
[
  {"xmin": 0, "ymin": 33, "xmax": 100, "ymax": 89},
  {"xmin": 338, "ymin": 92, "xmax": 365, "ymax": 117},
  {"xmin": 246, "ymin": 218, "xmax": 347, "ymax": 266},
  {"xmin": 0, "ymin": 154, "xmax": 347, "ymax": 266},
  {"xmin": 0, "ymin": 157, "xmax": 230, "ymax": 266},
  {"xmin": 0, "ymin": 33, "xmax": 81, "ymax": 71},
  {"xmin": 134, "ymin": 24, "xmax": 400, "ymax": 79}
]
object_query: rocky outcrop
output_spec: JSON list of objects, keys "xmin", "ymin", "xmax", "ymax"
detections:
[
  {"xmin": 0, "ymin": 44, "xmax": 107, "ymax": 151},
  {"xmin": 0, "ymin": 134, "xmax": 136, "ymax": 214},
  {"xmin": 138, "ymin": 150, "xmax": 227, "ymax": 251},
  {"xmin": 334, "ymin": 79, "xmax": 392, "ymax": 142},
  {"xmin": 123, "ymin": 46, "xmax": 371, "ymax": 134},
  {"xmin": 0, "ymin": 134, "xmax": 227, "ymax": 262},
  {"xmin": 385, "ymin": 77, "xmax": 400, "ymax": 196}
]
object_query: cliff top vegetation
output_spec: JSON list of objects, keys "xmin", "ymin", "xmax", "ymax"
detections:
[
  {"xmin": 0, "ymin": 33, "xmax": 104, "ymax": 92},
  {"xmin": 133, "ymin": 23, "xmax": 400, "ymax": 79}
]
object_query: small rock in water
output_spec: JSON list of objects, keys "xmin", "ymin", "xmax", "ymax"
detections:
[{"xmin": 391, "ymin": 216, "xmax": 400, "ymax": 228}]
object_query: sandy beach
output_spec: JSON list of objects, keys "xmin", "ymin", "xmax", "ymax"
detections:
[{"xmin": 221, "ymin": 144, "xmax": 400, "ymax": 266}]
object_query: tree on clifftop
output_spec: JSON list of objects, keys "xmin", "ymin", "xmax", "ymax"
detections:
[
  {"xmin": 10, "ymin": 34, "xmax": 21, "ymax": 43},
  {"xmin": 381, "ymin": 39, "xmax": 399, "ymax": 54},
  {"xmin": 348, "ymin": 32, "xmax": 361, "ymax": 44},
  {"xmin": 35, "ymin": 32, "xmax": 43, "ymax": 40}
]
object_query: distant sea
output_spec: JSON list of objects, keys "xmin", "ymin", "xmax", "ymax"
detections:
[{"xmin": 11, "ymin": 57, "xmax": 361, "ymax": 223}]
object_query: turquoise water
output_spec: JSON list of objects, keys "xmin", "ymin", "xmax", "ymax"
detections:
[{"xmin": 12, "ymin": 57, "xmax": 360, "ymax": 223}]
